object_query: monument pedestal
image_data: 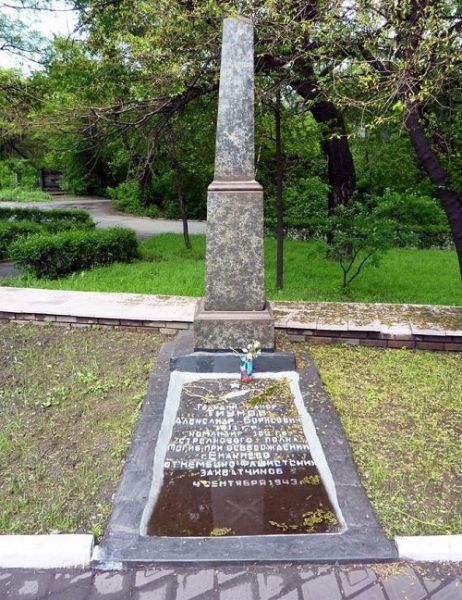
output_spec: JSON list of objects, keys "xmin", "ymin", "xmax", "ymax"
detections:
[
  {"xmin": 192, "ymin": 17, "xmax": 274, "ymax": 350},
  {"xmin": 193, "ymin": 299, "xmax": 274, "ymax": 351}
]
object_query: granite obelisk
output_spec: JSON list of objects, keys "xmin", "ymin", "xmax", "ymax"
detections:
[{"xmin": 194, "ymin": 16, "xmax": 274, "ymax": 350}]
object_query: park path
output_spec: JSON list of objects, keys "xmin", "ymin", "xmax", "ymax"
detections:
[
  {"xmin": 1, "ymin": 562, "xmax": 461, "ymax": 599},
  {"xmin": 0, "ymin": 196, "xmax": 206, "ymax": 240}
]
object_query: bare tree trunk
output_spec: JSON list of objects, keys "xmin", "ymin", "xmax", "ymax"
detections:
[
  {"xmin": 405, "ymin": 106, "xmax": 462, "ymax": 280},
  {"xmin": 275, "ymin": 89, "xmax": 284, "ymax": 290},
  {"xmin": 166, "ymin": 126, "xmax": 192, "ymax": 250}
]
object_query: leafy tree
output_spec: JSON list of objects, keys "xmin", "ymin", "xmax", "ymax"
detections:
[{"xmin": 309, "ymin": 0, "xmax": 462, "ymax": 279}]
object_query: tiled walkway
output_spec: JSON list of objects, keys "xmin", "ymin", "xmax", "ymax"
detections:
[
  {"xmin": 1, "ymin": 288, "xmax": 462, "ymax": 340},
  {"xmin": 1, "ymin": 562, "xmax": 461, "ymax": 599}
]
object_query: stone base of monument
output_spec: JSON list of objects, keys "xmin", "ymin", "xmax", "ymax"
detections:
[
  {"xmin": 94, "ymin": 332, "xmax": 397, "ymax": 566},
  {"xmin": 193, "ymin": 299, "xmax": 275, "ymax": 351}
]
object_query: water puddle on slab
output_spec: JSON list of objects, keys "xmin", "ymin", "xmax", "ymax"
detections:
[{"xmin": 146, "ymin": 377, "xmax": 341, "ymax": 537}]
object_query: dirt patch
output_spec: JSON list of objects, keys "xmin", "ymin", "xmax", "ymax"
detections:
[{"xmin": 0, "ymin": 322, "xmax": 163, "ymax": 536}]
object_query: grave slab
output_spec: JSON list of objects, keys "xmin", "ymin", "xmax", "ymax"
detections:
[{"xmin": 95, "ymin": 332, "xmax": 397, "ymax": 565}]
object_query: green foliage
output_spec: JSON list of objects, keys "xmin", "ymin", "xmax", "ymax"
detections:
[
  {"xmin": 373, "ymin": 190, "xmax": 450, "ymax": 248},
  {"xmin": 0, "ymin": 188, "xmax": 51, "ymax": 202},
  {"xmin": 0, "ymin": 160, "xmax": 39, "ymax": 190},
  {"xmin": 265, "ymin": 177, "xmax": 329, "ymax": 238},
  {"xmin": 9, "ymin": 227, "xmax": 138, "ymax": 279},
  {"xmin": 5, "ymin": 234, "xmax": 459, "ymax": 306},
  {"xmin": 327, "ymin": 202, "xmax": 396, "ymax": 289},
  {"xmin": 58, "ymin": 154, "xmax": 99, "ymax": 196},
  {"xmin": 0, "ymin": 206, "xmax": 94, "ymax": 227},
  {"xmin": 0, "ymin": 221, "xmax": 42, "ymax": 258},
  {"xmin": 107, "ymin": 181, "xmax": 159, "ymax": 218},
  {"xmin": 352, "ymin": 130, "xmax": 433, "ymax": 197},
  {"xmin": 0, "ymin": 207, "xmax": 96, "ymax": 258}
]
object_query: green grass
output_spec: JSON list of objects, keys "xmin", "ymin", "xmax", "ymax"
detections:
[
  {"xmin": 0, "ymin": 323, "xmax": 162, "ymax": 536},
  {"xmin": 307, "ymin": 344, "xmax": 462, "ymax": 536},
  {"xmin": 0, "ymin": 188, "xmax": 51, "ymax": 202},
  {"xmin": 2, "ymin": 233, "xmax": 461, "ymax": 305}
]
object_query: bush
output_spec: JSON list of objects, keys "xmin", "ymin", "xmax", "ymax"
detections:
[
  {"xmin": 0, "ymin": 188, "xmax": 51, "ymax": 202},
  {"xmin": 0, "ymin": 221, "xmax": 42, "ymax": 259},
  {"xmin": 0, "ymin": 207, "xmax": 94, "ymax": 228},
  {"xmin": 0, "ymin": 159, "xmax": 38, "ymax": 189},
  {"xmin": 9, "ymin": 228, "xmax": 139, "ymax": 278},
  {"xmin": 373, "ymin": 190, "xmax": 450, "ymax": 248},
  {"xmin": 107, "ymin": 181, "xmax": 159, "ymax": 218},
  {"xmin": 327, "ymin": 202, "xmax": 397, "ymax": 289}
]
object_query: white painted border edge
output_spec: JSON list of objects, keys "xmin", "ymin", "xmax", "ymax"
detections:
[
  {"xmin": 396, "ymin": 535, "xmax": 462, "ymax": 562},
  {"xmin": 0, "ymin": 534, "xmax": 94, "ymax": 569}
]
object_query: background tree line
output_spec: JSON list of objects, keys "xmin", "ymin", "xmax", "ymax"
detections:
[{"xmin": 1, "ymin": 0, "xmax": 461, "ymax": 284}]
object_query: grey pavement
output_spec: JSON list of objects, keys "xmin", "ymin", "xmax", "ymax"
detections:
[
  {"xmin": 0, "ymin": 197, "xmax": 206, "ymax": 240},
  {"xmin": 1, "ymin": 562, "xmax": 461, "ymax": 599}
]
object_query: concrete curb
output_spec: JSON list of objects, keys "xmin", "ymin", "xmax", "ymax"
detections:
[
  {"xmin": 1, "ymin": 288, "xmax": 462, "ymax": 351},
  {"xmin": 1, "ymin": 533, "xmax": 461, "ymax": 568},
  {"xmin": 396, "ymin": 535, "xmax": 462, "ymax": 562},
  {"xmin": 0, "ymin": 535, "xmax": 94, "ymax": 569}
]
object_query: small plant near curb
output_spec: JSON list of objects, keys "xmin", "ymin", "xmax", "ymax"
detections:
[{"xmin": 210, "ymin": 527, "xmax": 234, "ymax": 536}]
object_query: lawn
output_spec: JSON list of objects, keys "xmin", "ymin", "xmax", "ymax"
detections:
[
  {"xmin": 0, "ymin": 188, "xmax": 51, "ymax": 202},
  {"xmin": 1, "ymin": 323, "xmax": 460, "ymax": 538},
  {"xmin": 3, "ymin": 234, "xmax": 461, "ymax": 305},
  {"xmin": 0, "ymin": 322, "xmax": 162, "ymax": 537},
  {"xmin": 307, "ymin": 343, "xmax": 462, "ymax": 537}
]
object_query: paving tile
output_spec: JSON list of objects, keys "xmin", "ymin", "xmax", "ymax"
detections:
[
  {"xmin": 301, "ymin": 572, "xmax": 342, "ymax": 600},
  {"xmin": 133, "ymin": 581, "xmax": 171, "ymax": 600},
  {"xmin": 298, "ymin": 566, "xmax": 330, "ymax": 581},
  {"xmin": 47, "ymin": 587, "xmax": 95, "ymax": 600},
  {"xmin": 339, "ymin": 566, "xmax": 377, "ymax": 596},
  {"xmin": 423, "ymin": 575, "xmax": 446, "ymax": 594},
  {"xmin": 430, "ymin": 580, "xmax": 462, "ymax": 600},
  {"xmin": 49, "ymin": 570, "xmax": 93, "ymax": 593},
  {"xmin": 2, "ymin": 572, "xmax": 52, "ymax": 599},
  {"xmin": 90, "ymin": 572, "xmax": 131, "ymax": 598},
  {"xmin": 354, "ymin": 583, "xmax": 387, "ymax": 600},
  {"xmin": 216, "ymin": 569, "xmax": 248, "ymax": 586},
  {"xmin": 278, "ymin": 590, "xmax": 300, "ymax": 600},
  {"xmin": 134, "ymin": 568, "xmax": 174, "ymax": 588},
  {"xmin": 176, "ymin": 569, "xmax": 215, "ymax": 600},
  {"xmin": 257, "ymin": 573, "xmax": 285, "ymax": 599},
  {"xmin": 382, "ymin": 566, "xmax": 428, "ymax": 600},
  {"xmin": 220, "ymin": 580, "xmax": 253, "ymax": 600}
]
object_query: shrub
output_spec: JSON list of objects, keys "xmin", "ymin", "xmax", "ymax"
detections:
[
  {"xmin": 0, "ymin": 221, "xmax": 42, "ymax": 259},
  {"xmin": 107, "ymin": 181, "xmax": 159, "ymax": 218},
  {"xmin": 0, "ymin": 159, "xmax": 37, "ymax": 189},
  {"xmin": 0, "ymin": 188, "xmax": 51, "ymax": 202},
  {"xmin": 373, "ymin": 190, "xmax": 450, "ymax": 248},
  {"xmin": 327, "ymin": 202, "xmax": 397, "ymax": 289},
  {"xmin": 9, "ymin": 228, "xmax": 139, "ymax": 279},
  {"xmin": 0, "ymin": 207, "xmax": 94, "ymax": 228}
]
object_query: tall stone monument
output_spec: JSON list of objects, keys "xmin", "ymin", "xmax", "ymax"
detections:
[{"xmin": 194, "ymin": 16, "xmax": 274, "ymax": 350}]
